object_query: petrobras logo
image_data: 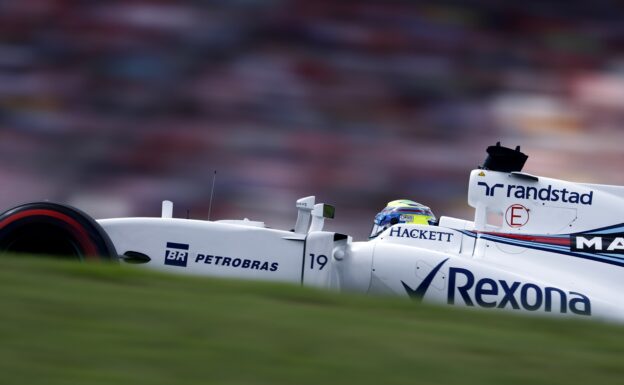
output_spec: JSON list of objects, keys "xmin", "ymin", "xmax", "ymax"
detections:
[
  {"xmin": 478, "ymin": 182, "xmax": 593, "ymax": 205},
  {"xmin": 194, "ymin": 254, "xmax": 279, "ymax": 271},
  {"xmin": 162, "ymin": 241, "xmax": 280, "ymax": 272},
  {"xmin": 572, "ymin": 234, "xmax": 624, "ymax": 254},
  {"xmin": 164, "ymin": 242, "xmax": 189, "ymax": 267},
  {"xmin": 402, "ymin": 259, "xmax": 591, "ymax": 316}
]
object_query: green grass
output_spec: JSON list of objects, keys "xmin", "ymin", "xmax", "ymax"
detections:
[{"xmin": 0, "ymin": 255, "xmax": 623, "ymax": 385}]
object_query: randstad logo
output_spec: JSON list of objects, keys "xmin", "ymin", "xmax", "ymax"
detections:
[
  {"xmin": 477, "ymin": 182, "xmax": 593, "ymax": 205},
  {"xmin": 402, "ymin": 259, "xmax": 591, "ymax": 316},
  {"xmin": 478, "ymin": 182, "xmax": 504, "ymax": 197}
]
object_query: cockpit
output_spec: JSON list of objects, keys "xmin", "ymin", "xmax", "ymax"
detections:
[{"xmin": 369, "ymin": 200, "xmax": 436, "ymax": 239}]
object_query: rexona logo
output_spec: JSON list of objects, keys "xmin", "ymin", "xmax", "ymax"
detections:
[
  {"xmin": 402, "ymin": 259, "xmax": 591, "ymax": 316},
  {"xmin": 164, "ymin": 242, "xmax": 189, "ymax": 267},
  {"xmin": 572, "ymin": 234, "xmax": 624, "ymax": 254},
  {"xmin": 477, "ymin": 182, "xmax": 593, "ymax": 205}
]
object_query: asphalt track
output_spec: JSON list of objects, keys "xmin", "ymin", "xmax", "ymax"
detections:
[{"xmin": 1, "ymin": 255, "xmax": 623, "ymax": 385}]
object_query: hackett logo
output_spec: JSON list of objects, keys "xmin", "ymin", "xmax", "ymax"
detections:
[
  {"xmin": 389, "ymin": 227, "xmax": 454, "ymax": 242},
  {"xmin": 478, "ymin": 182, "xmax": 593, "ymax": 205}
]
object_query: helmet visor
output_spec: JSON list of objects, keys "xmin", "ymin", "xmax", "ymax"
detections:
[
  {"xmin": 369, "ymin": 223, "xmax": 385, "ymax": 239},
  {"xmin": 369, "ymin": 212, "xmax": 387, "ymax": 239}
]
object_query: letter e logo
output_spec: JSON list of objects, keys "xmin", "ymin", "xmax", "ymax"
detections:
[{"xmin": 505, "ymin": 204, "xmax": 529, "ymax": 228}]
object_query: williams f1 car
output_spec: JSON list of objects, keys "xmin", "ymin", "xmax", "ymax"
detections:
[{"xmin": 1, "ymin": 144, "xmax": 622, "ymax": 322}]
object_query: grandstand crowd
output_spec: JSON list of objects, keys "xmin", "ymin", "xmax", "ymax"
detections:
[{"xmin": 1, "ymin": 0, "xmax": 624, "ymax": 237}]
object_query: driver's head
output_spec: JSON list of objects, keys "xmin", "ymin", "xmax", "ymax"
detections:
[{"xmin": 369, "ymin": 199, "xmax": 436, "ymax": 239}]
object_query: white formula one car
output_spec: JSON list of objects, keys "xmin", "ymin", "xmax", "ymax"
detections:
[{"xmin": 1, "ymin": 144, "xmax": 623, "ymax": 322}]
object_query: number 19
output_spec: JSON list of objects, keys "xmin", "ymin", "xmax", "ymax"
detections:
[{"xmin": 309, "ymin": 254, "xmax": 328, "ymax": 270}]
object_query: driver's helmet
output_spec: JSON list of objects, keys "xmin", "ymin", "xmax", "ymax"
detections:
[{"xmin": 369, "ymin": 199, "xmax": 436, "ymax": 239}]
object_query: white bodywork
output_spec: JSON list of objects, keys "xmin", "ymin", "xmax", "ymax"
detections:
[{"xmin": 98, "ymin": 170, "xmax": 624, "ymax": 322}]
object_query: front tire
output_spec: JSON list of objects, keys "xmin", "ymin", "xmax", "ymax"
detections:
[{"xmin": 0, "ymin": 202, "xmax": 117, "ymax": 261}]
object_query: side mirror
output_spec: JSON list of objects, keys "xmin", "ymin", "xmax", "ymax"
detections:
[
  {"xmin": 309, "ymin": 204, "xmax": 335, "ymax": 232},
  {"xmin": 322, "ymin": 204, "xmax": 335, "ymax": 219}
]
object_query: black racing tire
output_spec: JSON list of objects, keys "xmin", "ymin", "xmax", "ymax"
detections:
[{"xmin": 0, "ymin": 202, "xmax": 118, "ymax": 261}]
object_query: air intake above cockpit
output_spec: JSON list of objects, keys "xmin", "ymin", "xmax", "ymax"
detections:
[{"xmin": 480, "ymin": 142, "xmax": 528, "ymax": 173}]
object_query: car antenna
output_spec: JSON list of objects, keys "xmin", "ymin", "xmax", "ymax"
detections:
[{"xmin": 208, "ymin": 170, "xmax": 217, "ymax": 221}]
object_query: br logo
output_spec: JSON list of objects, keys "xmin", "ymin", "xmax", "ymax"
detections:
[{"xmin": 164, "ymin": 242, "xmax": 190, "ymax": 267}]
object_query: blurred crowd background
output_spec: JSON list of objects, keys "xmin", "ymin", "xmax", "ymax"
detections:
[{"xmin": 2, "ymin": 0, "xmax": 624, "ymax": 238}]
